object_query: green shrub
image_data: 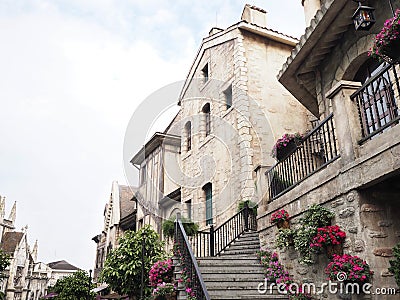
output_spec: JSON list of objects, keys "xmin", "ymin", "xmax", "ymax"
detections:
[
  {"xmin": 275, "ymin": 228, "xmax": 295, "ymax": 249},
  {"xmin": 162, "ymin": 217, "xmax": 199, "ymax": 238}
]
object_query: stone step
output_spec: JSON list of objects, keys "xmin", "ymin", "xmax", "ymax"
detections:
[
  {"xmin": 200, "ymin": 266, "xmax": 264, "ymax": 274},
  {"xmin": 220, "ymin": 248, "xmax": 259, "ymax": 256},
  {"xmin": 207, "ymin": 287, "xmax": 283, "ymax": 298},
  {"xmin": 197, "ymin": 257, "xmax": 261, "ymax": 266},
  {"xmin": 224, "ymin": 243, "xmax": 260, "ymax": 251}
]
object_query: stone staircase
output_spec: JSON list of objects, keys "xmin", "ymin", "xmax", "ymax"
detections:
[{"xmin": 195, "ymin": 231, "xmax": 286, "ymax": 300}]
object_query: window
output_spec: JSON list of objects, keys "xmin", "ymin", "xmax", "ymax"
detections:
[
  {"xmin": 202, "ymin": 103, "xmax": 211, "ymax": 136},
  {"xmin": 203, "ymin": 183, "xmax": 213, "ymax": 225},
  {"xmin": 185, "ymin": 121, "xmax": 191, "ymax": 151},
  {"xmin": 185, "ymin": 199, "xmax": 192, "ymax": 220},
  {"xmin": 140, "ymin": 164, "xmax": 147, "ymax": 185},
  {"xmin": 354, "ymin": 59, "xmax": 399, "ymax": 137},
  {"xmin": 202, "ymin": 63, "xmax": 209, "ymax": 84},
  {"xmin": 224, "ymin": 84, "xmax": 232, "ymax": 109}
]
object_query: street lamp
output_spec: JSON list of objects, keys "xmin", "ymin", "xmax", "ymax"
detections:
[
  {"xmin": 87, "ymin": 269, "xmax": 92, "ymax": 300},
  {"xmin": 352, "ymin": 1, "xmax": 376, "ymax": 31}
]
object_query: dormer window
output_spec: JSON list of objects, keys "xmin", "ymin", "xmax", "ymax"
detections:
[{"xmin": 202, "ymin": 64, "xmax": 209, "ymax": 84}]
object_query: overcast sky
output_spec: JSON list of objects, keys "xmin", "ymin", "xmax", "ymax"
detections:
[{"xmin": 0, "ymin": 0, "xmax": 306, "ymax": 271}]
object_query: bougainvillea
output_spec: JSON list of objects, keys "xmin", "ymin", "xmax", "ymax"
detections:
[
  {"xmin": 271, "ymin": 133, "xmax": 303, "ymax": 158},
  {"xmin": 149, "ymin": 259, "xmax": 174, "ymax": 287},
  {"xmin": 369, "ymin": 9, "xmax": 400, "ymax": 61}
]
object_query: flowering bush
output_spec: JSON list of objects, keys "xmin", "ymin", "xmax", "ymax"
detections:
[
  {"xmin": 152, "ymin": 282, "xmax": 175, "ymax": 296},
  {"xmin": 310, "ymin": 225, "xmax": 346, "ymax": 252},
  {"xmin": 275, "ymin": 229, "xmax": 295, "ymax": 249},
  {"xmin": 149, "ymin": 259, "xmax": 174, "ymax": 287},
  {"xmin": 271, "ymin": 133, "xmax": 303, "ymax": 158},
  {"xmin": 369, "ymin": 9, "xmax": 400, "ymax": 61},
  {"xmin": 271, "ymin": 209, "xmax": 290, "ymax": 224},
  {"xmin": 174, "ymin": 244, "xmax": 196, "ymax": 299},
  {"xmin": 325, "ymin": 254, "xmax": 373, "ymax": 283}
]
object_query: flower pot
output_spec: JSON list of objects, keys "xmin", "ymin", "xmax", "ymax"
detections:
[
  {"xmin": 276, "ymin": 140, "xmax": 298, "ymax": 161},
  {"xmin": 276, "ymin": 220, "xmax": 290, "ymax": 229},
  {"xmin": 326, "ymin": 244, "xmax": 343, "ymax": 258},
  {"xmin": 382, "ymin": 39, "xmax": 400, "ymax": 63}
]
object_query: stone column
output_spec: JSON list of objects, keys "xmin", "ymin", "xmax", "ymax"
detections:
[{"xmin": 326, "ymin": 80, "xmax": 362, "ymax": 164}]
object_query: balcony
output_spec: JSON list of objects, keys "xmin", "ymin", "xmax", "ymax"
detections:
[
  {"xmin": 266, "ymin": 113, "xmax": 340, "ymax": 200},
  {"xmin": 351, "ymin": 63, "xmax": 400, "ymax": 144}
]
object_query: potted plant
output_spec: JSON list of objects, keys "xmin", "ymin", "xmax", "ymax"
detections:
[
  {"xmin": 300, "ymin": 204, "xmax": 335, "ymax": 228},
  {"xmin": 276, "ymin": 228, "xmax": 295, "ymax": 249},
  {"xmin": 369, "ymin": 8, "xmax": 400, "ymax": 63},
  {"xmin": 310, "ymin": 225, "xmax": 346, "ymax": 258},
  {"xmin": 271, "ymin": 132, "xmax": 303, "ymax": 161},
  {"xmin": 162, "ymin": 217, "xmax": 199, "ymax": 239},
  {"xmin": 271, "ymin": 209, "xmax": 290, "ymax": 229},
  {"xmin": 325, "ymin": 254, "xmax": 373, "ymax": 284}
]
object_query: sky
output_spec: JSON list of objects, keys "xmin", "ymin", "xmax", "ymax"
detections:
[{"xmin": 0, "ymin": 0, "xmax": 306, "ymax": 271}]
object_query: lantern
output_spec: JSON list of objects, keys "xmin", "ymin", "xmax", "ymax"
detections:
[{"xmin": 352, "ymin": 1, "xmax": 376, "ymax": 31}]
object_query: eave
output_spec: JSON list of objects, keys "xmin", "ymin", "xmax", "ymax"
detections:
[{"xmin": 278, "ymin": 0, "xmax": 357, "ymax": 117}]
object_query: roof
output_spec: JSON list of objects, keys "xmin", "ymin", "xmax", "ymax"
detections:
[
  {"xmin": 47, "ymin": 260, "xmax": 79, "ymax": 271},
  {"xmin": 278, "ymin": 0, "xmax": 356, "ymax": 116},
  {"xmin": 118, "ymin": 185, "xmax": 136, "ymax": 220},
  {"xmin": 130, "ymin": 132, "xmax": 181, "ymax": 165},
  {"xmin": 1, "ymin": 231, "xmax": 24, "ymax": 254},
  {"xmin": 178, "ymin": 19, "xmax": 299, "ymax": 104}
]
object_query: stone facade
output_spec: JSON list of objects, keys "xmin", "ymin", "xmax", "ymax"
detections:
[{"xmin": 258, "ymin": 0, "xmax": 400, "ymax": 299}]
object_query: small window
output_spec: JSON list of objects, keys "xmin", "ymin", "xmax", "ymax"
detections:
[
  {"xmin": 202, "ymin": 64, "xmax": 209, "ymax": 84},
  {"xmin": 185, "ymin": 199, "xmax": 192, "ymax": 220},
  {"xmin": 203, "ymin": 183, "xmax": 213, "ymax": 225},
  {"xmin": 202, "ymin": 103, "xmax": 211, "ymax": 136},
  {"xmin": 185, "ymin": 121, "xmax": 191, "ymax": 151},
  {"xmin": 224, "ymin": 84, "xmax": 232, "ymax": 109},
  {"xmin": 140, "ymin": 164, "xmax": 147, "ymax": 185}
]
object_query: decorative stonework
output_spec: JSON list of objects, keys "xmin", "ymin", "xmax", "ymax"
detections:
[
  {"xmin": 373, "ymin": 248, "xmax": 393, "ymax": 257},
  {"xmin": 338, "ymin": 206, "xmax": 355, "ymax": 218},
  {"xmin": 368, "ymin": 231, "xmax": 388, "ymax": 238}
]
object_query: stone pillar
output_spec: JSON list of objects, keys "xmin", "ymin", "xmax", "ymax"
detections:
[
  {"xmin": 302, "ymin": 0, "xmax": 321, "ymax": 26},
  {"xmin": 326, "ymin": 80, "xmax": 362, "ymax": 164}
]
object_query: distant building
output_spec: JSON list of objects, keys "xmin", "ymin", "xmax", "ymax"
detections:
[
  {"xmin": 92, "ymin": 181, "xmax": 137, "ymax": 282},
  {"xmin": 46, "ymin": 260, "xmax": 80, "ymax": 287}
]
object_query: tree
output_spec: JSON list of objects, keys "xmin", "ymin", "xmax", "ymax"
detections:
[
  {"xmin": 100, "ymin": 225, "xmax": 166, "ymax": 298},
  {"xmin": 0, "ymin": 249, "xmax": 10, "ymax": 300},
  {"xmin": 49, "ymin": 270, "xmax": 95, "ymax": 300}
]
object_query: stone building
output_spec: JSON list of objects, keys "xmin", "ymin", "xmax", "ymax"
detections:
[
  {"xmin": 255, "ymin": 0, "xmax": 400, "ymax": 298},
  {"xmin": 132, "ymin": 4, "xmax": 313, "ymax": 232},
  {"xmin": 92, "ymin": 181, "xmax": 136, "ymax": 282}
]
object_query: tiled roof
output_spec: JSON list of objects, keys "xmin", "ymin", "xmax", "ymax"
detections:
[
  {"xmin": 47, "ymin": 260, "xmax": 79, "ymax": 270},
  {"xmin": 1, "ymin": 231, "xmax": 24, "ymax": 254},
  {"xmin": 119, "ymin": 185, "xmax": 136, "ymax": 220}
]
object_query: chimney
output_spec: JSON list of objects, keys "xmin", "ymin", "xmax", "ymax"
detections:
[
  {"xmin": 302, "ymin": 0, "xmax": 321, "ymax": 26},
  {"xmin": 241, "ymin": 4, "xmax": 267, "ymax": 28}
]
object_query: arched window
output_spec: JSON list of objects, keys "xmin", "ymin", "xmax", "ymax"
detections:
[
  {"xmin": 353, "ymin": 58, "xmax": 398, "ymax": 137},
  {"xmin": 185, "ymin": 121, "xmax": 191, "ymax": 151},
  {"xmin": 203, "ymin": 183, "xmax": 213, "ymax": 225},
  {"xmin": 202, "ymin": 103, "xmax": 211, "ymax": 136}
]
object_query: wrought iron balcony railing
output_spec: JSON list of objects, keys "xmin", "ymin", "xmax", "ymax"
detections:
[
  {"xmin": 266, "ymin": 113, "xmax": 340, "ymax": 200},
  {"xmin": 351, "ymin": 63, "xmax": 400, "ymax": 144}
]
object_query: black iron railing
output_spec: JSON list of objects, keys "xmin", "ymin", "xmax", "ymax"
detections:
[
  {"xmin": 351, "ymin": 63, "xmax": 400, "ymax": 144},
  {"xmin": 266, "ymin": 113, "xmax": 339, "ymax": 200},
  {"xmin": 188, "ymin": 202, "xmax": 257, "ymax": 257},
  {"xmin": 175, "ymin": 216, "xmax": 210, "ymax": 300}
]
